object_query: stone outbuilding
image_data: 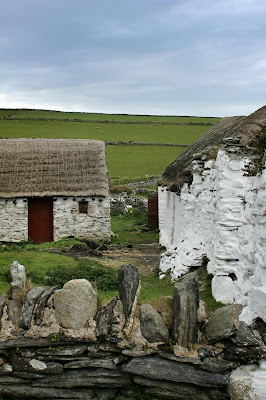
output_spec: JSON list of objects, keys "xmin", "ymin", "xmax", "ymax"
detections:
[
  {"xmin": 158, "ymin": 105, "xmax": 266, "ymax": 325},
  {"xmin": 0, "ymin": 138, "xmax": 111, "ymax": 243}
]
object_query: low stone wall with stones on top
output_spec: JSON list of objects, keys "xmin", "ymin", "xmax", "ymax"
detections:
[{"xmin": 0, "ymin": 262, "xmax": 265, "ymax": 399}]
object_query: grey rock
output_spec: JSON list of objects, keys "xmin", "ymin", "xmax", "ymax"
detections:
[
  {"xmin": 230, "ymin": 321, "xmax": 262, "ymax": 346},
  {"xmin": 172, "ymin": 272, "xmax": 199, "ymax": 348},
  {"xmin": 12, "ymin": 357, "xmax": 63, "ymax": 374},
  {"xmin": 64, "ymin": 358, "xmax": 117, "ymax": 370},
  {"xmin": 10, "ymin": 261, "xmax": 26, "ymax": 299},
  {"xmin": 0, "ymin": 337, "xmax": 52, "ymax": 350},
  {"xmin": 140, "ymin": 303, "xmax": 169, "ymax": 343},
  {"xmin": 34, "ymin": 286, "xmax": 58, "ymax": 325},
  {"xmin": 0, "ymin": 385, "xmax": 95, "ymax": 399},
  {"xmin": 134, "ymin": 375, "xmax": 197, "ymax": 394},
  {"xmin": 35, "ymin": 345, "xmax": 88, "ymax": 357},
  {"xmin": 19, "ymin": 286, "xmax": 45, "ymax": 329},
  {"xmin": 203, "ymin": 304, "xmax": 243, "ymax": 344},
  {"xmin": 223, "ymin": 341, "xmax": 266, "ymax": 363},
  {"xmin": 122, "ymin": 356, "xmax": 229, "ymax": 387},
  {"xmin": 0, "ymin": 294, "xmax": 8, "ymax": 329},
  {"xmin": 54, "ymin": 279, "xmax": 97, "ymax": 329},
  {"xmin": 7, "ymin": 299, "xmax": 23, "ymax": 324},
  {"xmin": 32, "ymin": 369, "xmax": 131, "ymax": 388},
  {"xmin": 118, "ymin": 265, "xmax": 139, "ymax": 321},
  {"xmin": 96, "ymin": 296, "xmax": 118, "ymax": 338},
  {"xmin": 201, "ymin": 357, "xmax": 238, "ymax": 372},
  {"xmin": 0, "ymin": 363, "xmax": 12, "ymax": 375}
]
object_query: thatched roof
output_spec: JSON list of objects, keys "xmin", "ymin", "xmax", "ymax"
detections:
[
  {"xmin": 158, "ymin": 105, "xmax": 266, "ymax": 191},
  {"xmin": 0, "ymin": 139, "xmax": 109, "ymax": 198}
]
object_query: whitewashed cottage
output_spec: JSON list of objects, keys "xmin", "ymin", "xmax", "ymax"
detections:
[
  {"xmin": 158, "ymin": 106, "xmax": 266, "ymax": 325},
  {"xmin": 0, "ymin": 138, "xmax": 111, "ymax": 243}
]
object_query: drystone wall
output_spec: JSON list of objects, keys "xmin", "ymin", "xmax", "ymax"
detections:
[
  {"xmin": 0, "ymin": 262, "xmax": 266, "ymax": 399},
  {"xmin": 158, "ymin": 141, "xmax": 266, "ymax": 325},
  {"xmin": 53, "ymin": 196, "xmax": 111, "ymax": 241}
]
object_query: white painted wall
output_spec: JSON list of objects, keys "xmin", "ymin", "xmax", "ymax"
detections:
[
  {"xmin": 0, "ymin": 196, "xmax": 111, "ymax": 242},
  {"xmin": 159, "ymin": 149, "xmax": 266, "ymax": 324},
  {"xmin": 53, "ymin": 196, "xmax": 111, "ymax": 241}
]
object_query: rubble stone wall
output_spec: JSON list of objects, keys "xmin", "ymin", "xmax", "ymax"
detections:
[
  {"xmin": 158, "ymin": 148, "xmax": 266, "ymax": 324},
  {"xmin": 0, "ymin": 198, "xmax": 28, "ymax": 242},
  {"xmin": 54, "ymin": 196, "xmax": 111, "ymax": 241}
]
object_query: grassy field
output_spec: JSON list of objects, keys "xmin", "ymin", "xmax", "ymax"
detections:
[
  {"xmin": 0, "ymin": 108, "xmax": 218, "ymax": 184},
  {"xmin": 1, "ymin": 108, "xmax": 220, "ymax": 124}
]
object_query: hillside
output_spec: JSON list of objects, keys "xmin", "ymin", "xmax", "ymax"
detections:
[{"xmin": 0, "ymin": 109, "xmax": 220, "ymax": 184}]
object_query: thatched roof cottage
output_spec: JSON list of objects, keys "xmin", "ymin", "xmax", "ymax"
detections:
[
  {"xmin": 158, "ymin": 105, "xmax": 266, "ymax": 324},
  {"xmin": 0, "ymin": 139, "xmax": 111, "ymax": 243}
]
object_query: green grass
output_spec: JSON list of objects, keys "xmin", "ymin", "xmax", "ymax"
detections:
[
  {"xmin": 0, "ymin": 119, "xmax": 207, "ymax": 144},
  {"xmin": 0, "ymin": 251, "xmax": 79, "ymax": 288},
  {"xmin": 106, "ymin": 145, "xmax": 184, "ymax": 179},
  {"xmin": 111, "ymin": 209, "xmax": 159, "ymax": 245},
  {"xmin": 1, "ymin": 108, "xmax": 220, "ymax": 124}
]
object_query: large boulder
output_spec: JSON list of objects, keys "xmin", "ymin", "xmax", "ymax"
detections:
[
  {"xmin": 54, "ymin": 279, "xmax": 97, "ymax": 329},
  {"xmin": 172, "ymin": 272, "xmax": 199, "ymax": 348},
  {"xmin": 140, "ymin": 303, "xmax": 169, "ymax": 343}
]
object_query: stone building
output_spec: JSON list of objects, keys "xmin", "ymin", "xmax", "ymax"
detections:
[
  {"xmin": 0, "ymin": 138, "xmax": 111, "ymax": 243},
  {"xmin": 158, "ymin": 106, "xmax": 266, "ymax": 324}
]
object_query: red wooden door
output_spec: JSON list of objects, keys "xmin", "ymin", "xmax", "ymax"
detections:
[
  {"xmin": 148, "ymin": 197, "xmax": 158, "ymax": 228},
  {"xmin": 28, "ymin": 198, "xmax": 53, "ymax": 244}
]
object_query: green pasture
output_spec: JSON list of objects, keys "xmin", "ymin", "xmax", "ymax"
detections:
[
  {"xmin": 0, "ymin": 119, "xmax": 208, "ymax": 144},
  {"xmin": 106, "ymin": 145, "xmax": 184, "ymax": 180},
  {"xmin": 0, "ymin": 108, "xmax": 220, "ymax": 124}
]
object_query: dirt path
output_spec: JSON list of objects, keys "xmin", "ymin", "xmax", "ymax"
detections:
[{"xmin": 101, "ymin": 243, "xmax": 161, "ymax": 276}]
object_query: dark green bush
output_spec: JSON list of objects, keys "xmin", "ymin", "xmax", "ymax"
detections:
[{"xmin": 48, "ymin": 259, "xmax": 118, "ymax": 292}]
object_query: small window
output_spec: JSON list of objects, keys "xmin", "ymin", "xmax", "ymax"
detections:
[{"xmin": 79, "ymin": 201, "xmax": 88, "ymax": 214}]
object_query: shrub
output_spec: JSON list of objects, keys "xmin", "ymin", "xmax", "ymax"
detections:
[
  {"xmin": 111, "ymin": 185, "xmax": 133, "ymax": 195},
  {"xmin": 48, "ymin": 259, "xmax": 118, "ymax": 292}
]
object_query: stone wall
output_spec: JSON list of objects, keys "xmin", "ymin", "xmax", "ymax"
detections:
[
  {"xmin": 158, "ymin": 145, "xmax": 266, "ymax": 324},
  {"xmin": 54, "ymin": 196, "xmax": 111, "ymax": 241},
  {"xmin": 0, "ymin": 263, "xmax": 265, "ymax": 399},
  {"xmin": 0, "ymin": 198, "xmax": 28, "ymax": 242},
  {"xmin": 0, "ymin": 196, "xmax": 111, "ymax": 243}
]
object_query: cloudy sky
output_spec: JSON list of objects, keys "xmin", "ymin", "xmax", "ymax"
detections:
[{"xmin": 0, "ymin": 0, "xmax": 265, "ymax": 117}]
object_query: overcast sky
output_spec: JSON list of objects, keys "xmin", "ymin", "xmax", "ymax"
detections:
[{"xmin": 0, "ymin": 0, "xmax": 265, "ymax": 117}]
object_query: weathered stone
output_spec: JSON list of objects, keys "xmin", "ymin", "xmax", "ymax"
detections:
[
  {"xmin": 111, "ymin": 299, "xmax": 125, "ymax": 338},
  {"xmin": 96, "ymin": 296, "xmax": 118, "ymax": 338},
  {"xmin": 0, "ymin": 363, "xmax": 12, "ymax": 375},
  {"xmin": 0, "ymin": 385, "xmax": 95, "ymax": 399},
  {"xmin": 230, "ymin": 321, "xmax": 262, "ymax": 346},
  {"xmin": 197, "ymin": 347, "xmax": 216, "ymax": 359},
  {"xmin": 201, "ymin": 357, "xmax": 239, "ymax": 372},
  {"xmin": 122, "ymin": 356, "xmax": 229, "ymax": 387},
  {"xmin": 10, "ymin": 261, "xmax": 26, "ymax": 299},
  {"xmin": 0, "ymin": 337, "xmax": 52, "ymax": 350},
  {"xmin": 223, "ymin": 341, "xmax": 266, "ymax": 363},
  {"xmin": 0, "ymin": 294, "xmax": 8, "ymax": 329},
  {"xmin": 34, "ymin": 345, "xmax": 88, "ymax": 357},
  {"xmin": 19, "ymin": 286, "xmax": 45, "ymax": 329},
  {"xmin": 172, "ymin": 272, "xmax": 199, "ymax": 348},
  {"xmin": 32, "ymin": 369, "xmax": 131, "ymax": 388},
  {"xmin": 140, "ymin": 303, "xmax": 169, "ymax": 343},
  {"xmin": 134, "ymin": 375, "xmax": 198, "ymax": 395},
  {"xmin": 12, "ymin": 357, "xmax": 63, "ymax": 374},
  {"xmin": 145, "ymin": 387, "xmax": 208, "ymax": 400},
  {"xmin": 34, "ymin": 286, "xmax": 58, "ymax": 325},
  {"xmin": 64, "ymin": 358, "xmax": 117, "ymax": 370},
  {"xmin": 7, "ymin": 299, "xmax": 23, "ymax": 324},
  {"xmin": 203, "ymin": 304, "xmax": 243, "ymax": 343},
  {"xmin": 118, "ymin": 265, "xmax": 139, "ymax": 321},
  {"xmin": 54, "ymin": 279, "xmax": 97, "ymax": 329}
]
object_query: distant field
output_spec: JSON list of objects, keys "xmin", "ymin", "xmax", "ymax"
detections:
[
  {"xmin": 0, "ymin": 119, "xmax": 207, "ymax": 144},
  {"xmin": 106, "ymin": 145, "xmax": 184, "ymax": 179},
  {"xmin": 0, "ymin": 108, "xmax": 220, "ymax": 124},
  {"xmin": 0, "ymin": 109, "xmax": 219, "ymax": 182}
]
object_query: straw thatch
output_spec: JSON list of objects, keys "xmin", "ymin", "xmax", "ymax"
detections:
[
  {"xmin": 0, "ymin": 139, "xmax": 109, "ymax": 198},
  {"xmin": 158, "ymin": 105, "xmax": 266, "ymax": 191}
]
